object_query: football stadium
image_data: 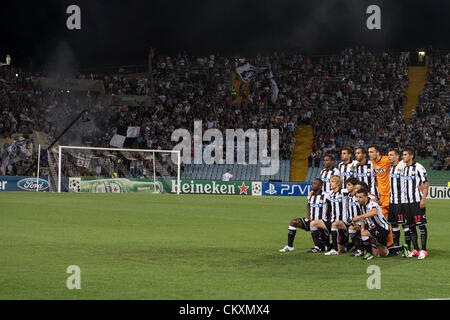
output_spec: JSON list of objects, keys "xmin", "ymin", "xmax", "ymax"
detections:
[{"xmin": 1, "ymin": 0, "xmax": 449, "ymax": 305}]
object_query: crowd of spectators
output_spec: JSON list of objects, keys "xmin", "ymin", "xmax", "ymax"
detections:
[
  {"xmin": 308, "ymin": 50, "xmax": 449, "ymax": 166},
  {"xmin": 1, "ymin": 46, "xmax": 449, "ymax": 180}
]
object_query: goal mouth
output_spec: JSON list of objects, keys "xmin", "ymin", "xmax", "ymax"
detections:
[{"xmin": 52, "ymin": 145, "xmax": 181, "ymax": 194}]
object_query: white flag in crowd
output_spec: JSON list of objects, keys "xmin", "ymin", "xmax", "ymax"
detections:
[
  {"xmin": 266, "ymin": 68, "xmax": 279, "ymax": 103},
  {"xmin": 270, "ymin": 79, "xmax": 279, "ymax": 104}
]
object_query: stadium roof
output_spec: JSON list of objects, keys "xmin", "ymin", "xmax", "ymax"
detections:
[{"xmin": 1, "ymin": 0, "xmax": 449, "ymax": 70}]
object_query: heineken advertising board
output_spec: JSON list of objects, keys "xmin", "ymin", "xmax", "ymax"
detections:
[{"xmin": 69, "ymin": 178, "xmax": 262, "ymax": 196}]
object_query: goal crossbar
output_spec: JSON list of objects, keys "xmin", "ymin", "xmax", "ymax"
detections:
[{"xmin": 57, "ymin": 145, "xmax": 181, "ymax": 194}]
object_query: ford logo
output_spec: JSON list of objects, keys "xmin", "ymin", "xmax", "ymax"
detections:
[{"xmin": 17, "ymin": 178, "xmax": 49, "ymax": 191}]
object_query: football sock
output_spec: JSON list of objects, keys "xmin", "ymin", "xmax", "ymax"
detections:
[
  {"xmin": 338, "ymin": 229, "xmax": 348, "ymax": 247},
  {"xmin": 317, "ymin": 230, "xmax": 325, "ymax": 249},
  {"xmin": 403, "ymin": 227, "xmax": 411, "ymax": 250},
  {"xmin": 287, "ymin": 226, "xmax": 297, "ymax": 248},
  {"xmin": 392, "ymin": 227, "xmax": 400, "ymax": 246},
  {"xmin": 331, "ymin": 228, "xmax": 339, "ymax": 251},
  {"xmin": 419, "ymin": 225, "xmax": 427, "ymax": 251},
  {"xmin": 322, "ymin": 229, "xmax": 331, "ymax": 250},
  {"xmin": 349, "ymin": 229, "xmax": 361, "ymax": 250},
  {"xmin": 310, "ymin": 227, "xmax": 321, "ymax": 248},
  {"xmin": 361, "ymin": 236, "xmax": 372, "ymax": 255},
  {"xmin": 410, "ymin": 226, "xmax": 420, "ymax": 251}
]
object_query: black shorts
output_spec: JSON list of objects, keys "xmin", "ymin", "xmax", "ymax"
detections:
[
  {"xmin": 322, "ymin": 220, "xmax": 332, "ymax": 233},
  {"xmin": 310, "ymin": 219, "xmax": 332, "ymax": 233},
  {"xmin": 368, "ymin": 226, "xmax": 389, "ymax": 247},
  {"xmin": 405, "ymin": 202, "xmax": 427, "ymax": 226},
  {"xmin": 338, "ymin": 228, "xmax": 349, "ymax": 245},
  {"xmin": 388, "ymin": 203, "xmax": 407, "ymax": 224},
  {"xmin": 298, "ymin": 217, "xmax": 311, "ymax": 231}
]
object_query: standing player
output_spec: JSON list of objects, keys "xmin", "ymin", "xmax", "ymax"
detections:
[
  {"xmin": 352, "ymin": 189, "xmax": 404, "ymax": 260},
  {"xmin": 338, "ymin": 147, "xmax": 354, "ymax": 188},
  {"xmin": 387, "ymin": 149, "xmax": 408, "ymax": 248},
  {"xmin": 324, "ymin": 176, "xmax": 349, "ymax": 256},
  {"xmin": 402, "ymin": 147, "xmax": 429, "ymax": 259},
  {"xmin": 368, "ymin": 145, "xmax": 394, "ymax": 247},
  {"xmin": 319, "ymin": 154, "xmax": 340, "ymax": 193},
  {"xmin": 353, "ymin": 147, "xmax": 376, "ymax": 195},
  {"xmin": 280, "ymin": 179, "xmax": 329, "ymax": 252}
]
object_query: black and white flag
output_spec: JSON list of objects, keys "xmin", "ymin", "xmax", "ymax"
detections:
[
  {"xmin": 0, "ymin": 137, "xmax": 32, "ymax": 173},
  {"xmin": 236, "ymin": 63, "xmax": 268, "ymax": 83},
  {"xmin": 75, "ymin": 152, "xmax": 92, "ymax": 168},
  {"xmin": 110, "ymin": 126, "xmax": 141, "ymax": 148}
]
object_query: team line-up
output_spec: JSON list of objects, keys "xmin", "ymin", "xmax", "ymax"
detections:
[{"xmin": 280, "ymin": 145, "xmax": 429, "ymax": 261}]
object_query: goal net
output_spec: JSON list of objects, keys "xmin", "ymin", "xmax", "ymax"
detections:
[{"xmin": 51, "ymin": 146, "xmax": 180, "ymax": 194}]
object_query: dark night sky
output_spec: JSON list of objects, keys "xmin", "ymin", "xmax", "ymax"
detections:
[{"xmin": 1, "ymin": 0, "xmax": 449, "ymax": 71}]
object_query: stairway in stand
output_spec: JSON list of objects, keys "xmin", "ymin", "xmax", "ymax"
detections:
[
  {"xmin": 289, "ymin": 125, "xmax": 313, "ymax": 182},
  {"xmin": 403, "ymin": 66, "xmax": 428, "ymax": 121}
]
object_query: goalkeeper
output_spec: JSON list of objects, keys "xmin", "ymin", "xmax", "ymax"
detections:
[{"xmin": 368, "ymin": 145, "xmax": 393, "ymax": 247}]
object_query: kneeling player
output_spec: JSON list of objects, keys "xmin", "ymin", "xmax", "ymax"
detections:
[
  {"xmin": 280, "ymin": 179, "xmax": 329, "ymax": 252},
  {"xmin": 345, "ymin": 177, "xmax": 363, "ymax": 256},
  {"xmin": 352, "ymin": 189, "xmax": 404, "ymax": 260}
]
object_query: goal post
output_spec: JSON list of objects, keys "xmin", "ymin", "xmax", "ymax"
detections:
[{"xmin": 56, "ymin": 145, "xmax": 181, "ymax": 194}]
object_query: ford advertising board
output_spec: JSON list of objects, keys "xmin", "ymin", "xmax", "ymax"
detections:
[{"xmin": 0, "ymin": 176, "xmax": 50, "ymax": 192}]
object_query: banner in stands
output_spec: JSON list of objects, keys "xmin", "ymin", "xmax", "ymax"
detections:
[
  {"xmin": 261, "ymin": 182, "xmax": 312, "ymax": 196},
  {"xmin": 0, "ymin": 176, "xmax": 50, "ymax": 192},
  {"xmin": 108, "ymin": 95, "xmax": 152, "ymax": 107},
  {"xmin": 427, "ymin": 186, "xmax": 450, "ymax": 200},
  {"xmin": 37, "ymin": 77, "xmax": 105, "ymax": 94},
  {"xmin": 69, "ymin": 178, "xmax": 260, "ymax": 196}
]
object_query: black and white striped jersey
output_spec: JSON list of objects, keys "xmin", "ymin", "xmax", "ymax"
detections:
[
  {"xmin": 389, "ymin": 164, "xmax": 404, "ymax": 205},
  {"xmin": 354, "ymin": 161, "xmax": 376, "ymax": 195},
  {"xmin": 338, "ymin": 161, "xmax": 354, "ymax": 188},
  {"xmin": 307, "ymin": 192, "xmax": 329, "ymax": 221},
  {"xmin": 360, "ymin": 201, "xmax": 390, "ymax": 231},
  {"xmin": 347, "ymin": 193, "xmax": 361, "ymax": 220},
  {"xmin": 402, "ymin": 162, "xmax": 428, "ymax": 203},
  {"xmin": 325, "ymin": 188, "xmax": 349, "ymax": 222},
  {"xmin": 320, "ymin": 167, "xmax": 341, "ymax": 193}
]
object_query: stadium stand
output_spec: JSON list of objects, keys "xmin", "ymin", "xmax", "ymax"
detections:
[
  {"xmin": 0, "ymin": 47, "xmax": 448, "ymax": 184},
  {"xmin": 305, "ymin": 51, "xmax": 449, "ymax": 183}
]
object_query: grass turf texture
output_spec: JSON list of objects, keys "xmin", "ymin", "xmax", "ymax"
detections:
[{"xmin": 0, "ymin": 192, "xmax": 449, "ymax": 300}]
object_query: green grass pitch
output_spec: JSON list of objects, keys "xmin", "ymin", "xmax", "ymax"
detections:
[{"xmin": 0, "ymin": 192, "xmax": 449, "ymax": 300}]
